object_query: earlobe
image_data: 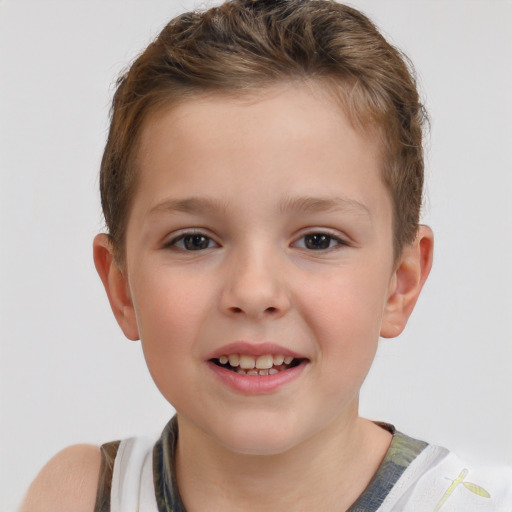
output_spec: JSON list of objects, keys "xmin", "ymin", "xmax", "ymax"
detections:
[
  {"xmin": 380, "ymin": 225, "xmax": 434, "ymax": 338},
  {"xmin": 92, "ymin": 234, "xmax": 140, "ymax": 341}
]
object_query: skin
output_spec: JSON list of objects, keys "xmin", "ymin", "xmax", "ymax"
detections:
[
  {"xmin": 22, "ymin": 82, "xmax": 433, "ymax": 511},
  {"xmin": 20, "ymin": 444, "xmax": 101, "ymax": 512}
]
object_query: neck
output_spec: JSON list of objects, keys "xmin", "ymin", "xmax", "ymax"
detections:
[{"xmin": 174, "ymin": 411, "xmax": 392, "ymax": 512}]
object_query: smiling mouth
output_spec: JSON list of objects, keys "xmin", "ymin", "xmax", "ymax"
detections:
[{"xmin": 210, "ymin": 354, "xmax": 304, "ymax": 375}]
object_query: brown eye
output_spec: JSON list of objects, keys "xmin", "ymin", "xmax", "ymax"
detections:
[
  {"xmin": 304, "ymin": 234, "xmax": 331, "ymax": 250},
  {"xmin": 183, "ymin": 235, "xmax": 212, "ymax": 250},
  {"xmin": 294, "ymin": 233, "xmax": 344, "ymax": 251},
  {"xmin": 170, "ymin": 233, "xmax": 217, "ymax": 251}
]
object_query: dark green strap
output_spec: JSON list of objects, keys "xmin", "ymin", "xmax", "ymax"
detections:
[
  {"xmin": 94, "ymin": 440, "xmax": 121, "ymax": 512},
  {"xmin": 153, "ymin": 416, "xmax": 186, "ymax": 512},
  {"xmin": 347, "ymin": 428, "xmax": 428, "ymax": 511}
]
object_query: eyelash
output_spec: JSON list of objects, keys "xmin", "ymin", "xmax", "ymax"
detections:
[{"xmin": 165, "ymin": 231, "xmax": 347, "ymax": 252}]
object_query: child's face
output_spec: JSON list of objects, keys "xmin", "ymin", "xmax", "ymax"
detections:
[{"xmin": 119, "ymin": 83, "xmax": 399, "ymax": 455}]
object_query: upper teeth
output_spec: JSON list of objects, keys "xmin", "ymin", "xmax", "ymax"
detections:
[{"xmin": 217, "ymin": 354, "xmax": 294, "ymax": 370}]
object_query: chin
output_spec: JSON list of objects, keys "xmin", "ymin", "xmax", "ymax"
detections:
[
  {"xmin": 221, "ymin": 433, "xmax": 299, "ymax": 456},
  {"xmin": 211, "ymin": 414, "xmax": 308, "ymax": 457}
]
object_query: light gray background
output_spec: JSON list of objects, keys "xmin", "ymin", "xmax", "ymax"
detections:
[{"xmin": 1, "ymin": 1, "xmax": 511, "ymax": 510}]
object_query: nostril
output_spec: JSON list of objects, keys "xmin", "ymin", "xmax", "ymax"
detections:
[{"xmin": 228, "ymin": 306, "xmax": 278, "ymax": 315}]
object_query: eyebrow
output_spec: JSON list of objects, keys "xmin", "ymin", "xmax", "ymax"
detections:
[
  {"xmin": 149, "ymin": 197, "xmax": 231, "ymax": 216},
  {"xmin": 278, "ymin": 195, "xmax": 371, "ymax": 218},
  {"xmin": 148, "ymin": 195, "xmax": 370, "ymax": 218}
]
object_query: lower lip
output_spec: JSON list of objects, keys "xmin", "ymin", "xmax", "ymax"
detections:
[{"xmin": 207, "ymin": 360, "xmax": 307, "ymax": 395}]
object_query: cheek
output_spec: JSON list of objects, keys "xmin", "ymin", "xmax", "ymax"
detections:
[
  {"xmin": 301, "ymin": 267, "xmax": 390, "ymax": 337},
  {"xmin": 132, "ymin": 266, "xmax": 205, "ymax": 333},
  {"xmin": 135, "ymin": 279, "xmax": 209, "ymax": 403},
  {"xmin": 130, "ymin": 269, "xmax": 215, "ymax": 383},
  {"xmin": 299, "ymin": 266, "xmax": 390, "ymax": 377},
  {"xmin": 313, "ymin": 288, "xmax": 382, "ymax": 402}
]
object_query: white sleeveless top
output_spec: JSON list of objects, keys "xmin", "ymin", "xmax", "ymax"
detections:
[
  {"xmin": 106, "ymin": 432, "xmax": 512, "ymax": 511},
  {"xmin": 110, "ymin": 437, "xmax": 159, "ymax": 512}
]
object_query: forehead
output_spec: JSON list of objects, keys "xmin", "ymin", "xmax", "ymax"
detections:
[
  {"xmin": 138, "ymin": 82, "xmax": 382, "ymax": 171},
  {"xmin": 133, "ymin": 82, "xmax": 389, "ymax": 219}
]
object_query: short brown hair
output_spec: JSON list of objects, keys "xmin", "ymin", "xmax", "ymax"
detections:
[{"xmin": 100, "ymin": 0, "xmax": 427, "ymax": 263}]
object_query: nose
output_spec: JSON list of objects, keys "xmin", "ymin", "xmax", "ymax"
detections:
[{"xmin": 219, "ymin": 246, "xmax": 291, "ymax": 320}]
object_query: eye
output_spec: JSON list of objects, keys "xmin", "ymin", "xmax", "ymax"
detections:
[
  {"xmin": 294, "ymin": 232, "xmax": 345, "ymax": 250},
  {"xmin": 169, "ymin": 233, "xmax": 218, "ymax": 251}
]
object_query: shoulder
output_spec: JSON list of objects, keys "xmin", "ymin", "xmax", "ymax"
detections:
[
  {"xmin": 388, "ymin": 444, "xmax": 512, "ymax": 511},
  {"xmin": 20, "ymin": 444, "xmax": 102, "ymax": 512}
]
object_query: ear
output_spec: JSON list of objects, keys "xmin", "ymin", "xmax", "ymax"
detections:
[
  {"xmin": 380, "ymin": 225, "xmax": 434, "ymax": 338},
  {"xmin": 93, "ymin": 234, "xmax": 140, "ymax": 341}
]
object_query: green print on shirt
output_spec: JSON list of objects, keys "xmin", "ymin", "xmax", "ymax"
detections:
[{"xmin": 434, "ymin": 468, "xmax": 491, "ymax": 511}]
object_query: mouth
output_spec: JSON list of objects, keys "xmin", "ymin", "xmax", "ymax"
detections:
[{"xmin": 210, "ymin": 353, "xmax": 304, "ymax": 376}]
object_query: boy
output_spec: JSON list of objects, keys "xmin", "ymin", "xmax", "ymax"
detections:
[{"xmin": 21, "ymin": 0, "xmax": 512, "ymax": 510}]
